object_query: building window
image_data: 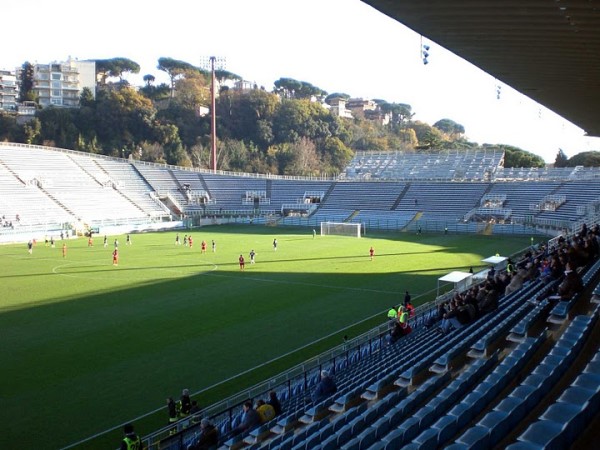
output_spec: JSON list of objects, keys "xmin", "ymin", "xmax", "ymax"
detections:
[
  {"xmin": 52, "ymin": 81, "xmax": 61, "ymax": 89},
  {"xmin": 52, "ymin": 90, "xmax": 61, "ymax": 97},
  {"xmin": 52, "ymin": 73, "xmax": 61, "ymax": 80}
]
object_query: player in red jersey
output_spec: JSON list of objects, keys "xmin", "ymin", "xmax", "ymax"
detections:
[{"xmin": 239, "ymin": 254, "xmax": 245, "ymax": 271}]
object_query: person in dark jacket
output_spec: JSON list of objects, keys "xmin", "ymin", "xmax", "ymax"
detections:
[
  {"xmin": 268, "ymin": 391, "xmax": 282, "ymax": 416},
  {"xmin": 231, "ymin": 401, "xmax": 261, "ymax": 436},
  {"xmin": 190, "ymin": 419, "xmax": 218, "ymax": 450},
  {"xmin": 311, "ymin": 370, "xmax": 337, "ymax": 403}
]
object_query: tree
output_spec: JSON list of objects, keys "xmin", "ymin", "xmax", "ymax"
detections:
[
  {"xmin": 554, "ymin": 148, "xmax": 569, "ymax": 167},
  {"xmin": 433, "ymin": 118, "xmax": 465, "ymax": 136},
  {"xmin": 157, "ymin": 57, "xmax": 199, "ymax": 98},
  {"xmin": 143, "ymin": 74, "xmax": 155, "ymax": 86},
  {"xmin": 377, "ymin": 102, "xmax": 413, "ymax": 125},
  {"xmin": 500, "ymin": 145, "xmax": 545, "ymax": 168},
  {"xmin": 325, "ymin": 93, "xmax": 351, "ymax": 105},
  {"xmin": 173, "ymin": 70, "xmax": 209, "ymax": 111},
  {"xmin": 18, "ymin": 61, "xmax": 36, "ymax": 103},
  {"xmin": 273, "ymin": 78, "xmax": 326, "ymax": 99},
  {"xmin": 566, "ymin": 151, "xmax": 600, "ymax": 167},
  {"xmin": 95, "ymin": 58, "xmax": 140, "ymax": 85}
]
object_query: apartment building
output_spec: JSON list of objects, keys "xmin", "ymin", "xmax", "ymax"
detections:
[
  {"xmin": 31, "ymin": 58, "xmax": 96, "ymax": 108},
  {"xmin": 0, "ymin": 70, "xmax": 18, "ymax": 111}
]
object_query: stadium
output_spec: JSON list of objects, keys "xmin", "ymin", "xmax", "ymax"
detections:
[
  {"xmin": 1, "ymin": 141, "xmax": 599, "ymax": 450},
  {"xmin": 3, "ymin": 1, "xmax": 600, "ymax": 449}
]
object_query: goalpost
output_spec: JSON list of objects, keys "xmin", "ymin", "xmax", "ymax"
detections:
[{"xmin": 320, "ymin": 221, "xmax": 363, "ymax": 238}]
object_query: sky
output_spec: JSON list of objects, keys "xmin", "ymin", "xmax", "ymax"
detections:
[{"xmin": 4, "ymin": 0, "xmax": 600, "ymax": 163}]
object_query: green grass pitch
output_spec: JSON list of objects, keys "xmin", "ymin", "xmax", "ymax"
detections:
[{"xmin": 0, "ymin": 225, "xmax": 531, "ymax": 449}]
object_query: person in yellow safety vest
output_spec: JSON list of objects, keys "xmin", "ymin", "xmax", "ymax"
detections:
[
  {"xmin": 256, "ymin": 399, "xmax": 276, "ymax": 423},
  {"xmin": 387, "ymin": 307, "xmax": 397, "ymax": 320},
  {"xmin": 120, "ymin": 423, "xmax": 142, "ymax": 450},
  {"xmin": 167, "ymin": 397, "xmax": 178, "ymax": 424},
  {"xmin": 397, "ymin": 306, "xmax": 409, "ymax": 324}
]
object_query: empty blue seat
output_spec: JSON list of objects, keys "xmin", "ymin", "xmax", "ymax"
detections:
[
  {"xmin": 478, "ymin": 409, "xmax": 510, "ymax": 445},
  {"xmin": 456, "ymin": 425, "xmax": 490, "ymax": 450},
  {"xmin": 357, "ymin": 426, "xmax": 377, "ymax": 450},
  {"xmin": 448, "ymin": 403, "xmax": 472, "ymax": 429},
  {"xmin": 432, "ymin": 414, "xmax": 458, "ymax": 446},
  {"xmin": 381, "ymin": 428, "xmax": 403, "ymax": 450},
  {"xmin": 400, "ymin": 416, "xmax": 421, "ymax": 444},
  {"xmin": 518, "ymin": 420, "xmax": 565, "ymax": 449},
  {"xmin": 412, "ymin": 427, "xmax": 438, "ymax": 450},
  {"xmin": 371, "ymin": 415, "xmax": 391, "ymax": 440},
  {"xmin": 511, "ymin": 385, "xmax": 540, "ymax": 409}
]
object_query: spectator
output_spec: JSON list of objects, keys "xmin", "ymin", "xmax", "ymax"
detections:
[
  {"xmin": 120, "ymin": 423, "xmax": 142, "ymax": 450},
  {"xmin": 180, "ymin": 389, "xmax": 192, "ymax": 417},
  {"xmin": 404, "ymin": 290, "xmax": 411, "ymax": 307},
  {"xmin": 267, "ymin": 391, "xmax": 282, "ymax": 416},
  {"xmin": 231, "ymin": 401, "xmax": 261, "ymax": 436},
  {"xmin": 557, "ymin": 262, "xmax": 583, "ymax": 300},
  {"xmin": 167, "ymin": 397, "xmax": 178, "ymax": 425},
  {"xmin": 255, "ymin": 399, "xmax": 276, "ymax": 423},
  {"xmin": 311, "ymin": 370, "xmax": 337, "ymax": 404},
  {"xmin": 189, "ymin": 418, "xmax": 218, "ymax": 450},
  {"xmin": 189, "ymin": 400, "xmax": 202, "ymax": 415}
]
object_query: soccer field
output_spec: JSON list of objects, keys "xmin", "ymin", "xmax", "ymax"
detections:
[{"xmin": 0, "ymin": 225, "xmax": 531, "ymax": 449}]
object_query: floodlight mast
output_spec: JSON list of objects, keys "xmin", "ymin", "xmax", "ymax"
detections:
[{"xmin": 201, "ymin": 56, "xmax": 226, "ymax": 173}]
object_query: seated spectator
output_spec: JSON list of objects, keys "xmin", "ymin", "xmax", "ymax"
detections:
[
  {"xmin": 255, "ymin": 399, "xmax": 276, "ymax": 423},
  {"xmin": 557, "ymin": 262, "xmax": 583, "ymax": 300},
  {"xmin": 189, "ymin": 400, "xmax": 202, "ymax": 415},
  {"xmin": 425, "ymin": 302, "xmax": 447, "ymax": 328},
  {"xmin": 267, "ymin": 391, "xmax": 282, "ymax": 416},
  {"xmin": 189, "ymin": 418, "xmax": 218, "ymax": 450},
  {"xmin": 504, "ymin": 268, "xmax": 526, "ymax": 296},
  {"xmin": 389, "ymin": 320, "xmax": 404, "ymax": 344},
  {"xmin": 231, "ymin": 401, "xmax": 261, "ymax": 436},
  {"xmin": 311, "ymin": 370, "xmax": 337, "ymax": 404}
]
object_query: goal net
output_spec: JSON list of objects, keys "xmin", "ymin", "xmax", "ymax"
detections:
[{"xmin": 320, "ymin": 221, "xmax": 362, "ymax": 238}]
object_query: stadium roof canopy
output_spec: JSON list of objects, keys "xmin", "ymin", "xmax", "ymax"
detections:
[{"xmin": 362, "ymin": 0, "xmax": 600, "ymax": 137}]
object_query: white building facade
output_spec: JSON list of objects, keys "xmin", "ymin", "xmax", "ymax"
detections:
[{"xmin": 31, "ymin": 58, "xmax": 96, "ymax": 108}]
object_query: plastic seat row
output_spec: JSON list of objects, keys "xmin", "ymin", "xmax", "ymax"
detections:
[{"xmin": 508, "ymin": 346, "xmax": 600, "ymax": 449}]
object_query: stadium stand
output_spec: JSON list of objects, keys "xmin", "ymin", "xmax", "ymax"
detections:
[{"xmin": 1, "ymin": 143, "xmax": 600, "ymax": 449}]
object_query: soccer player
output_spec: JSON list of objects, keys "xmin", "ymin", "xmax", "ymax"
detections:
[
  {"xmin": 175, "ymin": 233, "xmax": 180, "ymax": 245},
  {"xmin": 249, "ymin": 249, "xmax": 256, "ymax": 264},
  {"xmin": 27, "ymin": 240, "xmax": 33, "ymax": 254},
  {"xmin": 312, "ymin": 229, "xmax": 316, "ymax": 239},
  {"xmin": 114, "ymin": 238, "xmax": 119, "ymax": 249},
  {"xmin": 239, "ymin": 254, "xmax": 245, "ymax": 271},
  {"xmin": 88, "ymin": 236, "xmax": 93, "ymax": 247},
  {"xmin": 113, "ymin": 248, "xmax": 119, "ymax": 266},
  {"xmin": 212, "ymin": 240, "xmax": 216, "ymax": 252},
  {"xmin": 273, "ymin": 238, "xmax": 277, "ymax": 251},
  {"xmin": 50, "ymin": 236, "xmax": 55, "ymax": 248},
  {"xmin": 201, "ymin": 240, "xmax": 207, "ymax": 253},
  {"xmin": 183, "ymin": 235, "xmax": 188, "ymax": 246},
  {"xmin": 369, "ymin": 246, "xmax": 375, "ymax": 261},
  {"xmin": 126, "ymin": 234, "xmax": 132, "ymax": 245},
  {"xmin": 188, "ymin": 235, "xmax": 193, "ymax": 249},
  {"xmin": 104, "ymin": 235, "xmax": 108, "ymax": 248},
  {"xmin": 62, "ymin": 243, "xmax": 67, "ymax": 258}
]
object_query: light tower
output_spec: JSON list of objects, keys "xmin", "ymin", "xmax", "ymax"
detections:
[{"xmin": 200, "ymin": 56, "xmax": 226, "ymax": 172}]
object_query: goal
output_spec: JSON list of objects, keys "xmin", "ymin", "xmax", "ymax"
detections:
[{"xmin": 320, "ymin": 221, "xmax": 363, "ymax": 238}]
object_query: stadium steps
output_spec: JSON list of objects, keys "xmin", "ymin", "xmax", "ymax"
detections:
[
  {"xmin": 391, "ymin": 182, "xmax": 411, "ymax": 210},
  {"xmin": 345, "ymin": 210, "xmax": 360, "ymax": 221},
  {"xmin": 402, "ymin": 211, "xmax": 422, "ymax": 232}
]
